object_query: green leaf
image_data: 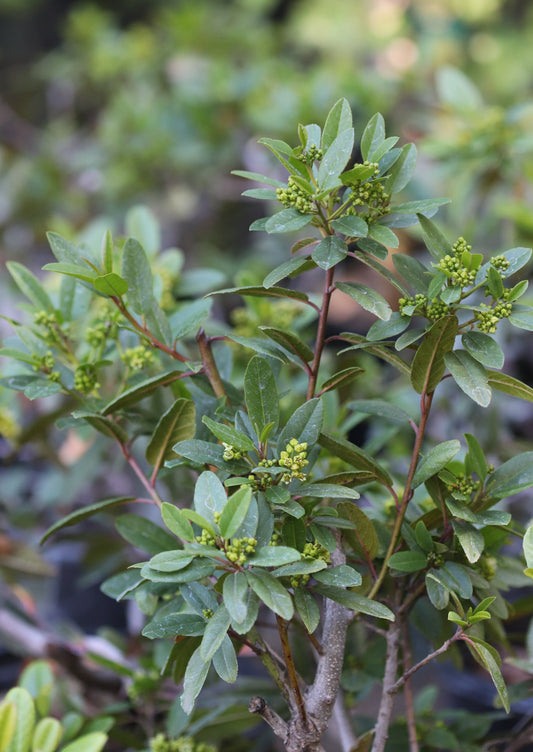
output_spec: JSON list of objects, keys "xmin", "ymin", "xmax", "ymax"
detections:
[
  {"xmin": 366, "ymin": 312, "xmax": 410, "ymax": 341},
  {"xmin": 336, "ymin": 282, "xmax": 392, "ymax": 320},
  {"xmin": 347, "ymin": 399, "xmax": 411, "ymax": 424},
  {"xmin": 231, "ymin": 170, "xmax": 286, "ymax": 188},
  {"xmin": 194, "ymin": 470, "xmax": 230, "ymax": 522},
  {"xmin": 142, "ymin": 612, "xmax": 205, "ymax": 639},
  {"xmin": 445, "ymin": 350, "xmax": 491, "ymax": 407},
  {"xmin": 115, "ymin": 514, "xmax": 176, "ymax": 554},
  {"xmin": 219, "ymin": 486, "xmax": 253, "ymax": 539},
  {"xmin": 247, "ymin": 570, "xmax": 294, "ymax": 619},
  {"xmin": 414, "ymin": 521, "xmax": 434, "ymax": 552},
  {"xmin": 425, "ymin": 571, "xmax": 449, "ymax": 609},
  {"xmin": 103, "ymin": 370, "xmax": 185, "ymax": 414},
  {"xmin": 0, "ymin": 703, "xmax": 16, "ymax": 752},
  {"xmin": 467, "ymin": 640, "xmax": 509, "ymax": 713},
  {"xmin": 296, "ymin": 483, "xmax": 360, "ymax": 499},
  {"xmin": 263, "ymin": 256, "xmax": 314, "ymax": 288},
  {"xmin": 265, "ymin": 209, "xmax": 314, "ymax": 234},
  {"xmin": 41, "ymin": 496, "xmax": 134, "ymax": 544},
  {"xmin": 361, "ymin": 113, "xmax": 385, "ymax": 162},
  {"xmin": 161, "ymin": 503, "xmax": 195, "ymax": 542},
  {"xmin": 318, "ymin": 367, "xmax": 364, "ymax": 395},
  {"xmin": 100, "ymin": 569, "xmax": 142, "ymax": 601},
  {"xmin": 248, "ymin": 546, "xmax": 301, "ymax": 567},
  {"xmin": 391, "ymin": 198, "xmax": 451, "ymax": 215},
  {"xmin": 313, "ymin": 584, "xmax": 394, "ymax": 621},
  {"xmin": 417, "ymin": 215, "xmax": 452, "ymax": 260},
  {"xmin": 524, "ymin": 526, "xmax": 533, "ymax": 571},
  {"xmin": 242, "ymin": 188, "xmax": 277, "ymax": 200},
  {"xmin": 168, "ymin": 299, "xmax": 212, "ymax": 340},
  {"xmin": 260, "ymin": 327, "xmax": 314, "ymax": 363},
  {"xmin": 93, "ymin": 273, "xmax": 128, "ymax": 297},
  {"xmin": 212, "ymin": 635, "xmax": 238, "ymax": 683},
  {"xmin": 273, "ymin": 560, "xmax": 326, "ymax": 578},
  {"xmin": 211, "ymin": 285, "xmax": 309, "ymax": 304},
  {"xmin": 356, "ymin": 237, "xmax": 389, "ymax": 261},
  {"xmin": 281, "ymin": 517, "xmax": 306, "ymax": 550},
  {"xmin": 120, "ymin": 238, "xmax": 154, "ymax": 315},
  {"xmin": 312, "ymin": 235, "xmax": 348, "ymax": 270},
  {"xmin": 202, "ymin": 416, "xmax": 256, "ymax": 452},
  {"xmin": 465, "ymin": 433, "xmax": 488, "ymax": 482},
  {"xmin": 200, "ymin": 605, "xmax": 232, "ymax": 661},
  {"xmin": 388, "ymin": 551, "xmax": 428, "ymax": 572},
  {"xmin": 223, "ymin": 572, "xmax": 249, "ymax": 624},
  {"xmin": 71, "ymin": 412, "xmax": 130, "ymax": 445},
  {"xmin": 509, "ymin": 306, "xmax": 533, "ymax": 331},
  {"xmin": 314, "ymin": 565, "xmax": 362, "ymax": 587},
  {"xmin": 231, "ymin": 589, "xmax": 260, "ymax": 635},
  {"xmin": 330, "ymin": 215, "xmax": 368, "ymax": 237},
  {"xmin": 318, "ymin": 128, "xmax": 355, "ymax": 190},
  {"xmin": 452, "ymin": 520, "xmax": 484, "ymax": 563},
  {"xmin": 7, "ymin": 262, "xmax": 54, "ymax": 312},
  {"xmin": 412, "ymin": 440, "xmax": 461, "ymax": 488},
  {"xmin": 411, "ymin": 315, "xmax": 458, "ymax": 394},
  {"xmin": 59, "ymin": 733, "xmax": 107, "ymax": 752},
  {"xmin": 46, "ymin": 232, "xmax": 84, "ymax": 264},
  {"xmin": 148, "ymin": 551, "xmax": 195, "ymax": 572},
  {"xmin": 244, "ymin": 356, "xmax": 279, "ymax": 435},
  {"xmin": 146, "ymin": 398, "xmax": 196, "ymax": 469},
  {"xmin": 368, "ymin": 225, "xmax": 399, "ymax": 249},
  {"xmin": 39, "ymin": 262, "xmax": 92, "ymax": 287},
  {"xmin": 125, "ymin": 205, "xmax": 160, "ymax": 256},
  {"xmin": 294, "ymin": 588, "xmax": 320, "ymax": 633},
  {"xmin": 101, "ymin": 229, "xmax": 113, "ymax": 274},
  {"xmin": 337, "ymin": 503, "xmax": 379, "ymax": 560},
  {"xmin": 4, "ymin": 688, "xmax": 34, "ymax": 752},
  {"xmin": 322, "ymin": 98, "xmax": 353, "ymax": 151},
  {"xmin": 392, "ymin": 254, "xmax": 430, "ymax": 294},
  {"xmin": 181, "ymin": 646, "xmax": 210, "ymax": 714},
  {"xmin": 369, "ymin": 136, "xmax": 399, "ymax": 164},
  {"xmin": 318, "ymin": 431, "xmax": 392, "ymax": 487},
  {"xmin": 45, "ymin": 716, "xmax": 76, "ymax": 752},
  {"xmin": 278, "ymin": 398, "xmax": 324, "ymax": 449},
  {"xmin": 485, "ymin": 452, "xmax": 533, "ymax": 499},
  {"xmin": 487, "ymin": 370, "xmax": 533, "ymax": 403},
  {"xmin": 24, "ymin": 381, "xmax": 63, "ymax": 400},
  {"xmin": 386, "ymin": 143, "xmax": 417, "ymax": 193},
  {"xmin": 462, "ymin": 332, "xmax": 504, "ymax": 370}
]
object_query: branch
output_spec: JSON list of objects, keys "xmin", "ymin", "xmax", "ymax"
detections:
[
  {"xmin": 391, "ymin": 630, "xmax": 462, "ymax": 693},
  {"xmin": 370, "ymin": 620, "xmax": 401, "ymax": 752},
  {"xmin": 119, "ymin": 443, "xmax": 163, "ymax": 509},
  {"xmin": 332, "ymin": 691, "xmax": 358, "ymax": 752},
  {"xmin": 305, "ymin": 542, "xmax": 352, "ymax": 735},
  {"xmin": 307, "ymin": 265, "xmax": 335, "ymax": 400},
  {"xmin": 277, "ymin": 615, "xmax": 308, "ymax": 724},
  {"xmin": 196, "ymin": 328, "xmax": 228, "ymax": 402},
  {"xmin": 249, "ymin": 696, "xmax": 288, "ymax": 738},
  {"xmin": 401, "ymin": 620, "xmax": 419, "ymax": 752}
]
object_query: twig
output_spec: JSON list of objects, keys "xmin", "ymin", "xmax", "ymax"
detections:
[
  {"xmin": 332, "ymin": 691, "xmax": 358, "ymax": 752},
  {"xmin": 371, "ymin": 620, "xmax": 401, "ymax": 752},
  {"xmin": 119, "ymin": 443, "xmax": 163, "ymax": 509},
  {"xmin": 196, "ymin": 328, "xmax": 228, "ymax": 402},
  {"xmin": 248, "ymin": 696, "xmax": 288, "ymax": 738},
  {"xmin": 307, "ymin": 266, "xmax": 335, "ymax": 399},
  {"xmin": 391, "ymin": 631, "xmax": 462, "ymax": 693},
  {"xmin": 401, "ymin": 620, "xmax": 419, "ymax": 752},
  {"xmin": 277, "ymin": 615, "xmax": 308, "ymax": 724}
]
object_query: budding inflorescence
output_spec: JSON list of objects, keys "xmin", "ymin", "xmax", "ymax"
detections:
[
  {"xmin": 74, "ymin": 364, "xmax": 99, "ymax": 394},
  {"xmin": 276, "ymin": 177, "xmax": 314, "ymax": 214},
  {"xmin": 121, "ymin": 345, "xmax": 155, "ymax": 370},
  {"xmin": 278, "ymin": 438, "xmax": 309, "ymax": 484},
  {"xmin": 225, "ymin": 536, "xmax": 257, "ymax": 565},
  {"xmin": 150, "ymin": 733, "xmax": 216, "ymax": 752}
]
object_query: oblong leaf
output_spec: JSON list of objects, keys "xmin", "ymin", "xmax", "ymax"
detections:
[
  {"xmin": 411, "ymin": 315, "xmax": 458, "ymax": 395},
  {"xmin": 462, "ymin": 332, "xmax": 504, "ymax": 370},
  {"xmin": 412, "ymin": 440, "xmax": 461, "ymax": 488},
  {"xmin": 485, "ymin": 452, "xmax": 533, "ymax": 500},
  {"xmin": 219, "ymin": 486, "xmax": 252, "ymax": 539},
  {"xmin": 247, "ymin": 570, "xmax": 294, "ymax": 619},
  {"xmin": 103, "ymin": 371, "xmax": 185, "ymax": 414},
  {"xmin": 41, "ymin": 496, "xmax": 134, "ymax": 544},
  {"xmin": 146, "ymin": 399, "xmax": 196, "ymax": 468},
  {"xmin": 244, "ymin": 356, "xmax": 279, "ymax": 435},
  {"xmin": 336, "ymin": 282, "xmax": 391, "ymax": 321},
  {"xmin": 115, "ymin": 513, "xmax": 176, "ymax": 554},
  {"xmin": 312, "ymin": 584, "xmax": 394, "ymax": 621},
  {"xmin": 444, "ymin": 350, "xmax": 491, "ymax": 407},
  {"xmin": 120, "ymin": 238, "xmax": 153, "ymax": 315}
]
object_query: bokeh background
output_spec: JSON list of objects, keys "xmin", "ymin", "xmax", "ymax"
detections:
[{"xmin": 2, "ymin": 1, "xmax": 533, "ymax": 750}]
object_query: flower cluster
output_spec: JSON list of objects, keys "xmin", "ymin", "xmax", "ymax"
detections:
[
  {"xmin": 398, "ymin": 294, "xmax": 450, "ymax": 322},
  {"xmin": 437, "ymin": 237, "xmax": 477, "ymax": 288},
  {"xmin": 346, "ymin": 174, "xmax": 389, "ymax": 218},
  {"xmin": 225, "ymin": 536, "xmax": 257, "ymax": 565},
  {"xmin": 276, "ymin": 177, "xmax": 314, "ymax": 214},
  {"xmin": 446, "ymin": 472, "xmax": 480, "ymax": 500},
  {"xmin": 222, "ymin": 443, "xmax": 242, "ymax": 461},
  {"xmin": 150, "ymin": 734, "xmax": 216, "ymax": 752},
  {"xmin": 33, "ymin": 310, "xmax": 69, "ymax": 347},
  {"xmin": 490, "ymin": 255, "xmax": 510, "ymax": 272},
  {"xmin": 278, "ymin": 439, "xmax": 309, "ymax": 484},
  {"xmin": 74, "ymin": 364, "xmax": 99, "ymax": 394},
  {"xmin": 121, "ymin": 345, "xmax": 155, "ymax": 370},
  {"xmin": 302, "ymin": 541, "xmax": 331, "ymax": 564},
  {"xmin": 475, "ymin": 301, "xmax": 512, "ymax": 334},
  {"xmin": 303, "ymin": 144, "xmax": 323, "ymax": 164}
]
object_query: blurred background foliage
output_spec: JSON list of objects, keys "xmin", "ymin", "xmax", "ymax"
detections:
[{"xmin": 3, "ymin": 1, "xmax": 533, "ymax": 748}]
